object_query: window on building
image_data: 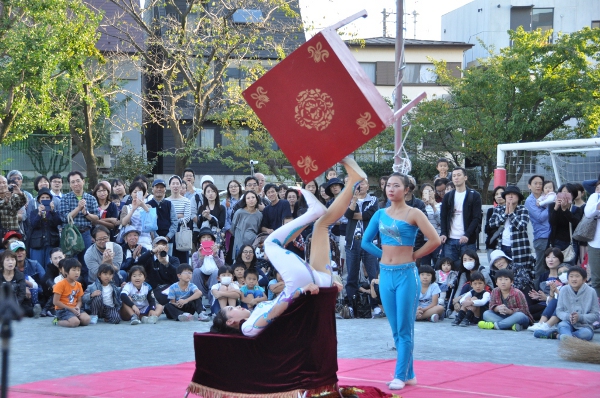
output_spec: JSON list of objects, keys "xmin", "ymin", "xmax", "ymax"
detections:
[
  {"xmin": 200, "ymin": 128, "xmax": 215, "ymax": 149},
  {"xmin": 510, "ymin": 7, "xmax": 553, "ymax": 33},
  {"xmin": 221, "ymin": 129, "xmax": 249, "ymax": 147},
  {"xmin": 592, "ymin": 21, "xmax": 600, "ymax": 29},
  {"xmin": 359, "ymin": 62, "xmax": 376, "ymax": 84},
  {"xmin": 531, "ymin": 8, "xmax": 553, "ymax": 32},
  {"xmin": 232, "ymin": 9, "xmax": 263, "ymax": 24},
  {"xmin": 404, "ymin": 64, "xmax": 437, "ymax": 84}
]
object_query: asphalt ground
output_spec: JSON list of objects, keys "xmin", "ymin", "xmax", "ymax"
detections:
[{"xmin": 7, "ymin": 251, "xmax": 600, "ymax": 387}]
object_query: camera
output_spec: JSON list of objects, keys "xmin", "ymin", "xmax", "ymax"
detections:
[
  {"xmin": 159, "ymin": 250, "xmax": 167, "ymax": 257},
  {"xmin": 250, "ymin": 160, "xmax": 259, "ymax": 166},
  {"xmin": 7, "ymin": 178, "xmax": 17, "ymax": 192}
]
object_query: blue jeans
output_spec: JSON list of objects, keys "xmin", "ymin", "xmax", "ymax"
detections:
[
  {"xmin": 29, "ymin": 247, "xmax": 52, "ymax": 270},
  {"xmin": 443, "ymin": 239, "xmax": 476, "ymax": 264},
  {"xmin": 345, "ymin": 241, "xmax": 379, "ymax": 300},
  {"xmin": 542, "ymin": 298, "xmax": 558, "ymax": 319},
  {"xmin": 557, "ymin": 321, "xmax": 594, "ymax": 341},
  {"xmin": 420, "ymin": 244, "xmax": 441, "ymax": 267},
  {"xmin": 77, "ymin": 229, "xmax": 93, "ymax": 284},
  {"xmin": 482, "ymin": 310, "xmax": 530, "ymax": 330},
  {"xmin": 379, "ymin": 262, "xmax": 420, "ymax": 382}
]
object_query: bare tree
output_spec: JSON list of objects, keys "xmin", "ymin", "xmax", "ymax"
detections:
[{"xmin": 103, "ymin": 0, "xmax": 303, "ymax": 175}]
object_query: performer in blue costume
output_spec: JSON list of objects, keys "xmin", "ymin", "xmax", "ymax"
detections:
[{"xmin": 362, "ymin": 172, "xmax": 440, "ymax": 390}]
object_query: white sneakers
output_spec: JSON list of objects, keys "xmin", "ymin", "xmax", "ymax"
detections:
[
  {"xmin": 528, "ymin": 322, "xmax": 554, "ymax": 332},
  {"xmin": 387, "ymin": 377, "xmax": 417, "ymax": 390},
  {"xmin": 90, "ymin": 315, "xmax": 99, "ymax": 324}
]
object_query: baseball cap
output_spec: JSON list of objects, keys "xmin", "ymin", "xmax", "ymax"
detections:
[
  {"xmin": 152, "ymin": 179, "xmax": 166, "ymax": 187},
  {"xmin": 152, "ymin": 236, "xmax": 169, "ymax": 246},
  {"xmin": 10, "ymin": 240, "xmax": 26, "ymax": 252},
  {"xmin": 3, "ymin": 231, "xmax": 23, "ymax": 242}
]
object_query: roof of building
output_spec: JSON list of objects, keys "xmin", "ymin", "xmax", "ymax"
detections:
[{"xmin": 347, "ymin": 37, "xmax": 473, "ymax": 48}]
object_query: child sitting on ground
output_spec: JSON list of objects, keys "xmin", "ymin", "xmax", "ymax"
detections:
[
  {"xmin": 165, "ymin": 264, "xmax": 206, "ymax": 322},
  {"xmin": 240, "ymin": 268, "xmax": 266, "ymax": 310},
  {"xmin": 52, "ymin": 258, "xmax": 91, "ymax": 328},
  {"xmin": 233, "ymin": 264, "xmax": 246, "ymax": 287},
  {"xmin": 452, "ymin": 272, "xmax": 490, "ymax": 327},
  {"xmin": 435, "ymin": 257, "xmax": 458, "ymax": 306},
  {"xmin": 211, "ymin": 266, "xmax": 241, "ymax": 310},
  {"xmin": 82, "ymin": 263, "xmax": 122, "ymax": 325},
  {"xmin": 369, "ymin": 273, "xmax": 385, "ymax": 318},
  {"xmin": 538, "ymin": 266, "xmax": 599, "ymax": 340},
  {"xmin": 531, "ymin": 264, "xmax": 569, "ymax": 336},
  {"xmin": 416, "ymin": 265, "xmax": 444, "ymax": 323},
  {"xmin": 120, "ymin": 266, "xmax": 163, "ymax": 325},
  {"xmin": 479, "ymin": 269, "xmax": 533, "ymax": 331},
  {"xmin": 267, "ymin": 268, "xmax": 284, "ymax": 300}
]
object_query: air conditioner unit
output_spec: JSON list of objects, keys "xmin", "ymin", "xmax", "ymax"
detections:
[{"xmin": 110, "ymin": 131, "xmax": 123, "ymax": 146}]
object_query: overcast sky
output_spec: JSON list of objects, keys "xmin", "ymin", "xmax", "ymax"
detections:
[{"xmin": 299, "ymin": 0, "xmax": 472, "ymax": 40}]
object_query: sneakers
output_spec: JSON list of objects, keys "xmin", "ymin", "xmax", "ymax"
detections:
[
  {"xmin": 33, "ymin": 304, "xmax": 42, "ymax": 319},
  {"xmin": 142, "ymin": 315, "xmax": 159, "ymax": 324},
  {"xmin": 430, "ymin": 314, "xmax": 440, "ymax": 323},
  {"xmin": 528, "ymin": 322, "xmax": 550, "ymax": 332},
  {"xmin": 388, "ymin": 379, "xmax": 405, "ymax": 390},
  {"xmin": 534, "ymin": 330, "xmax": 558, "ymax": 339},
  {"xmin": 512, "ymin": 324, "xmax": 523, "ymax": 332},
  {"xmin": 90, "ymin": 315, "xmax": 99, "ymax": 325},
  {"xmin": 130, "ymin": 315, "xmax": 141, "ymax": 325},
  {"xmin": 448, "ymin": 311, "xmax": 458, "ymax": 319},
  {"xmin": 593, "ymin": 321, "xmax": 600, "ymax": 330},
  {"xmin": 372, "ymin": 312, "xmax": 386, "ymax": 319},
  {"xmin": 438, "ymin": 298, "xmax": 445, "ymax": 307},
  {"xmin": 197, "ymin": 313, "xmax": 210, "ymax": 322},
  {"xmin": 478, "ymin": 321, "xmax": 496, "ymax": 330},
  {"xmin": 459, "ymin": 318, "xmax": 471, "ymax": 327},
  {"xmin": 178, "ymin": 313, "xmax": 194, "ymax": 322},
  {"xmin": 52, "ymin": 317, "xmax": 58, "ymax": 325}
]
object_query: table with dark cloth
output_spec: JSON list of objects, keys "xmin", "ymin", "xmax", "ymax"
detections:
[{"xmin": 188, "ymin": 287, "xmax": 339, "ymax": 397}]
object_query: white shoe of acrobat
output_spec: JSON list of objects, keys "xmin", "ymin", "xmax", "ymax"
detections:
[{"xmin": 387, "ymin": 377, "xmax": 417, "ymax": 388}]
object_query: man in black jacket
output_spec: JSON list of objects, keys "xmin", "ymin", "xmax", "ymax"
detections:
[
  {"xmin": 344, "ymin": 179, "xmax": 379, "ymax": 302},
  {"xmin": 440, "ymin": 168, "xmax": 482, "ymax": 263},
  {"xmin": 136, "ymin": 236, "xmax": 179, "ymax": 305}
]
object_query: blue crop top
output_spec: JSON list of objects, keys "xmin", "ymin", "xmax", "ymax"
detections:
[{"xmin": 361, "ymin": 209, "xmax": 418, "ymax": 258}]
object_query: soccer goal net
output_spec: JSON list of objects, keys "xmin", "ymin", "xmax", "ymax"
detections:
[{"xmin": 495, "ymin": 138, "xmax": 600, "ymax": 190}]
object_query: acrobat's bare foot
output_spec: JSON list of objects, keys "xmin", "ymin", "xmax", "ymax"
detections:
[{"xmin": 340, "ymin": 157, "xmax": 367, "ymax": 185}]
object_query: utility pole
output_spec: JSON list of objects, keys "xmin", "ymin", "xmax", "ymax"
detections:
[
  {"xmin": 412, "ymin": 10, "xmax": 418, "ymax": 39},
  {"xmin": 382, "ymin": 8, "xmax": 391, "ymax": 37},
  {"xmin": 394, "ymin": 0, "xmax": 404, "ymax": 169}
]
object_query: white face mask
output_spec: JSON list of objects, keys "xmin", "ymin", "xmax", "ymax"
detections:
[
  {"xmin": 220, "ymin": 276, "xmax": 232, "ymax": 285},
  {"xmin": 463, "ymin": 261, "xmax": 475, "ymax": 271},
  {"xmin": 559, "ymin": 274, "xmax": 568, "ymax": 284}
]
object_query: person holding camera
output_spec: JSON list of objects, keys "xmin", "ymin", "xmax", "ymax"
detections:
[
  {"xmin": 344, "ymin": 178, "xmax": 379, "ymax": 304},
  {"xmin": 136, "ymin": 236, "xmax": 179, "ymax": 305},
  {"xmin": 0, "ymin": 175, "xmax": 28, "ymax": 235}
]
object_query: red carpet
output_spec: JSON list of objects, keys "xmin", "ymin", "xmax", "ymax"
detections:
[{"xmin": 10, "ymin": 359, "xmax": 600, "ymax": 397}]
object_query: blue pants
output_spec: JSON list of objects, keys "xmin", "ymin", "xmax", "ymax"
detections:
[
  {"xmin": 29, "ymin": 247, "xmax": 53, "ymax": 271},
  {"xmin": 557, "ymin": 321, "xmax": 594, "ymax": 341},
  {"xmin": 542, "ymin": 298, "xmax": 558, "ymax": 319},
  {"xmin": 345, "ymin": 241, "xmax": 379, "ymax": 300},
  {"xmin": 443, "ymin": 239, "xmax": 476, "ymax": 264},
  {"xmin": 482, "ymin": 310, "xmax": 530, "ymax": 330},
  {"xmin": 379, "ymin": 263, "xmax": 420, "ymax": 382}
]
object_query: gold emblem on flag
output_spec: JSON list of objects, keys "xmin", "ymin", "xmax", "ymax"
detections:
[
  {"xmin": 356, "ymin": 112, "xmax": 376, "ymax": 135},
  {"xmin": 294, "ymin": 89, "xmax": 334, "ymax": 131},
  {"xmin": 251, "ymin": 87, "xmax": 269, "ymax": 109},
  {"xmin": 297, "ymin": 156, "xmax": 319, "ymax": 175},
  {"xmin": 307, "ymin": 42, "xmax": 329, "ymax": 63}
]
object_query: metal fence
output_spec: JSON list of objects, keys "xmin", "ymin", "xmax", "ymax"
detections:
[{"xmin": 0, "ymin": 134, "xmax": 72, "ymax": 188}]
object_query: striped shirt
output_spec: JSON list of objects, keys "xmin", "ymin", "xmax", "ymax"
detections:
[{"xmin": 166, "ymin": 196, "xmax": 191, "ymax": 225}]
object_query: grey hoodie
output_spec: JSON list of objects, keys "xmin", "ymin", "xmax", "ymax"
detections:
[{"xmin": 556, "ymin": 283, "xmax": 599, "ymax": 330}]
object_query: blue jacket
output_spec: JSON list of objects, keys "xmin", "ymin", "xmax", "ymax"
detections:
[{"xmin": 524, "ymin": 194, "xmax": 551, "ymax": 240}]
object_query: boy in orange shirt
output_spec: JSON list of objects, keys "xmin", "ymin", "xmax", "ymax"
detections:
[{"xmin": 52, "ymin": 258, "xmax": 91, "ymax": 327}]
